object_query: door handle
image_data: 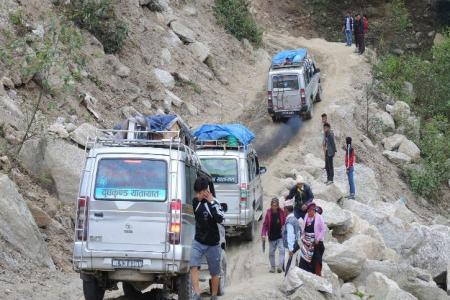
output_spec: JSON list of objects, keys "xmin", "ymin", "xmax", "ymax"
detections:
[{"xmin": 94, "ymin": 212, "xmax": 104, "ymax": 218}]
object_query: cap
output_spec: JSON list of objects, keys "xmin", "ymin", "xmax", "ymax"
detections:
[
  {"xmin": 307, "ymin": 202, "xmax": 317, "ymax": 210},
  {"xmin": 296, "ymin": 175, "xmax": 304, "ymax": 184}
]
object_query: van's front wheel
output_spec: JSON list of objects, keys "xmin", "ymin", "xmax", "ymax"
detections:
[
  {"xmin": 82, "ymin": 279, "xmax": 105, "ymax": 300},
  {"xmin": 177, "ymin": 273, "xmax": 193, "ymax": 300},
  {"xmin": 242, "ymin": 219, "xmax": 255, "ymax": 241}
]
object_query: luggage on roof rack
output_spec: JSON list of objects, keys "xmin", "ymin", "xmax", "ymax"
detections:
[
  {"xmin": 193, "ymin": 124, "xmax": 255, "ymax": 149},
  {"xmin": 271, "ymin": 48, "xmax": 308, "ymax": 69}
]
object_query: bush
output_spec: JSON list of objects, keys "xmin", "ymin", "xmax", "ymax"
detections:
[
  {"xmin": 389, "ymin": 0, "xmax": 412, "ymax": 32},
  {"xmin": 68, "ymin": 0, "xmax": 128, "ymax": 53},
  {"xmin": 214, "ymin": 0, "xmax": 262, "ymax": 46}
]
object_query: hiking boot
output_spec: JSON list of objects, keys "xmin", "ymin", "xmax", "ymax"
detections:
[
  {"xmin": 269, "ymin": 266, "xmax": 276, "ymax": 273},
  {"xmin": 277, "ymin": 267, "xmax": 283, "ymax": 273}
]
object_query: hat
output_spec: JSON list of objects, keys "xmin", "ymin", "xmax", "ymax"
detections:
[
  {"xmin": 296, "ymin": 175, "xmax": 304, "ymax": 184},
  {"xmin": 307, "ymin": 202, "xmax": 317, "ymax": 210},
  {"xmin": 315, "ymin": 206, "xmax": 323, "ymax": 215},
  {"xmin": 284, "ymin": 199, "xmax": 294, "ymax": 207}
]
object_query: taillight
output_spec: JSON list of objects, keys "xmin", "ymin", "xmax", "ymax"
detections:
[
  {"xmin": 76, "ymin": 197, "xmax": 89, "ymax": 241},
  {"xmin": 169, "ymin": 199, "xmax": 182, "ymax": 245},
  {"xmin": 268, "ymin": 91, "xmax": 273, "ymax": 108},
  {"xmin": 240, "ymin": 183, "xmax": 248, "ymax": 208},
  {"xmin": 300, "ymin": 89, "xmax": 306, "ymax": 105}
]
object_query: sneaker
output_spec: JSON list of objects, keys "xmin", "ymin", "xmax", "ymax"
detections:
[
  {"xmin": 277, "ymin": 267, "xmax": 283, "ymax": 273},
  {"xmin": 269, "ymin": 266, "xmax": 275, "ymax": 273},
  {"xmin": 326, "ymin": 181, "xmax": 334, "ymax": 185},
  {"xmin": 349, "ymin": 194, "xmax": 355, "ymax": 199}
]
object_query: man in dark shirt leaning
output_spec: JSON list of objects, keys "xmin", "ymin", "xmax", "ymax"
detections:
[{"xmin": 190, "ymin": 176, "xmax": 225, "ymax": 300}]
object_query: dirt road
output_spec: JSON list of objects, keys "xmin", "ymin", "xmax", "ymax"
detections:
[{"xmin": 222, "ymin": 33, "xmax": 371, "ymax": 299}]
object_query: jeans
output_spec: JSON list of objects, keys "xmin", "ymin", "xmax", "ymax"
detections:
[
  {"xmin": 325, "ymin": 155, "xmax": 334, "ymax": 182},
  {"xmin": 347, "ymin": 167, "xmax": 355, "ymax": 195},
  {"xmin": 269, "ymin": 238, "xmax": 285, "ymax": 268},
  {"xmin": 345, "ymin": 30, "xmax": 352, "ymax": 45}
]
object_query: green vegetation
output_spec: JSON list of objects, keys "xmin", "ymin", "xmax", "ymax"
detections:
[
  {"xmin": 214, "ymin": 0, "xmax": 262, "ymax": 46},
  {"xmin": 389, "ymin": 0, "xmax": 412, "ymax": 32},
  {"xmin": 374, "ymin": 30, "xmax": 450, "ymax": 198},
  {"xmin": 9, "ymin": 10, "xmax": 27, "ymax": 36},
  {"xmin": 67, "ymin": 0, "xmax": 128, "ymax": 53}
]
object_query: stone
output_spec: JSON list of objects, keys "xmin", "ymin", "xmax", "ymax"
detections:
[
  {"xmin": 183, "ymin": 5, "xmax": 197, "ymax": 16},
  {"xmin": 4, "ymin": 124, "xmax": 24, "ymax": 145},
  {"xmin": 0, "ymin": 155, "xmax": 12, "ymax": 171},
  {"xmin": 382, "ymin": 134, "xmax": 406, "ymax": 151},
  {"xmin": 154, "ymin": 68, "xmax": 175, "ymax": 90},
  {"xmin": 65, "ymin": 123, "xmax": 77, "ymax": 133},
  {"xmin": 169, "ymin": 20, "xmax": 195, "ymax": 43},
  {"xmin": 403, "ymin": 81, "xmax": 415, "ymax": 99},
  {"xmin": 171, "ymin": 72, "xmax": 190, "ymax": 83},
  {"xmin": 44, "ymin": 197, "xmax": 58, "ymax": 218},
  {"xmin": 26, "ymin": 201, "xmax": 52, "ymax": 228},
  {"xmin": 333, "ymin": 164, "xmax": 380, "ymax": 203},
  {"xmin": 121, "ymin": 106, "xmax": 141, "ymax": 119},
  {"xmin": 405, "ymin": 43, "xmax": 419, "ymax": 50},
  {"xmin": 433, "ymin": 33, "xmax": 445, "ymax": 46},
  {"xmin": 366, "ymin": 272, "xmax": 418, "ymax": 300},
  {"xmin": 70, "ymin": 123, "xmax": 98, "ymax": 147},
  {"xmin": 398, "ymin": 139, "xmax": 421, "ymax": 162},
  {"xmin": 383, "ymin": 150, "xmax": 411, "ymax": 165},
  {"xmin": 0, "ymin": 175, "xmax": 54, "ymax": 269},
  {"xmin": 341, "ymin": 282, "xmax": 357, "ymax": 295},
  {"xmin": 391, "ymin": 101, "xmax": 411, "ymax": 124},
  {"xmin": 165, "ymin": 30, "xmax": 183, "ymax": 47},
  {"xmin": 324, "ymin": 242, "xmax": 366, "ymax": 281},
  {"xmin": 161, "ymin": 48, "xmax": 171, "ymax": 65},
  {"xmin": 189, "ymin": 41, "xmax": 210, "ymax": 62},
  {"xmin": 82, "ymin": 93, "xmax": 101, "ymax": 120},
  {"xmin": 386, "ymin": 104, "xmax": 393, "ymax": 113},
  {"xmin": 0, "ymin": 95, "xmax": 24, "ymax": 127},
  {"xmin": 314, "ymin": 199, "xmax": 353, "ymax": 234},
  {"xmin": 242, "ymin": 38, "xmax": 254, "ymax": 52},
  {"xmin": 48, "ymin": 123, "xmax": 69, "ymax": 139},
  {"xmin": 302, "ymin": 153, "xmax": 325, "ymax": 177},
  {"xmin": 293, "ymin": 267, "xmax": 333, "ymax": 293},
  {"xmin": 165, "ymin": 90, "xmax": 184, "ymax": 107},
  {"xmin": 114, "ymin": 62, "xmax": 130, "ymax": 78},
  {"xmin": 342, "ymin": 234, "xmax": 386, "ymax": 261},
  {"xmin": 428, "ymin": 30, "xmax": 435, "ymax": 37},
  {"xmin": 391, "ymin": 48, "xmax": 405, "ymax": 55},
  {"xmin": 373, "ymin": 111, "xmax": 395, "ymax": 132},
  {"xmin": 1, "ymin": 76, "xmax": 15, "ymax": 89}
]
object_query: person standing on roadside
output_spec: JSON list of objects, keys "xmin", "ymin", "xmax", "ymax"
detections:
[
  {"xmin": 345, "ymin": 137, "xmax": 356, "ymax": 199},
  {"xmin": 286, "ymin": 176, "xmax": 314, "ymax": 220},
  {"xmin": 363, "ymin": 15, "xmax": 369, "ymax": 38},
  {"xmin": 190, "ymin": 176, "xmax": 225, "ymax": 300},
  {"xmin": 323, "ymin": 123, "xmax": 336, "ymax": 184},
  {"xmin": 354, "ymin": 14, "xmax": 365, "ymax": 54},
  {"xmin": 321, "ymin": 113, "xmax": 328, "ymax": 168},
  {"xmin": 342, "ymin": 11, "xmax": 354, "ymax": 46},
  {"xmin": 282, "ymin": 199, "xmax": 301, "ymax": 265},
  {"xmin": 261, "ymin": 198, "xmax": 286, "ymax": 273}
]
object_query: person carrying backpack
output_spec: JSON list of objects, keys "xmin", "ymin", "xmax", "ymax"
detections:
[
  {"xmin": 345, "ymin": 137, "xmax": 356, "ymax": 199},
  {"xmin": 342, "ymin": 11, "xmax": 354, "ymax": 46},
  {"xmin": 285, "ymin": 176, "xmax": 314, "ymax": 220},
  {"xmin": 190, "ymin": 176, "xmax": 225, "ymax": 300},
  {"xmin": 261, "ymin": 198, "xmax": 286, "ymax": 273}
]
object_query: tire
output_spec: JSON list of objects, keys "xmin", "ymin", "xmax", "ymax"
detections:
[
  {"xmin": 315, "ymin": 85, "xmax": 322, "ymax": 102},
  {"xmin": 271, "ymin": 116, "xmax": 278, "ymax": 122},
  {"xmin": 304, "ymin": 101, "xmax": 314, "ymax": 120},
  {"xmin": 148, "ymin": 288, "xmax": 167, "ymax": 300},
  {"xmin": 177, "ymin": 273, "xmax": 193, "ymax": 300},
  {"xmin": 83, "ymin": 279, "xmax": 105, "ymax": 300},
  {"xmin": 122, "ymin": 282, "xmax": 142, "ymax": 299},
  {"xmin": 242, "ymin": 218, "xmax": 255, "ymax": 241}
]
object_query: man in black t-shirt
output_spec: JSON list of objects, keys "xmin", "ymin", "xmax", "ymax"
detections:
[{"xmin": 190, "ymin": 176, "xmax": 224, "ymax": 300}]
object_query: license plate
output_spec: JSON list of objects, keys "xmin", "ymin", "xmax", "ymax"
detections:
[
  {"xmin": 112, "ymin": 259, "xmax": 143, "ymax": 269},
  {"xmin": 282, "ymin": 111, "xmax": 295, "ymax": 115}
]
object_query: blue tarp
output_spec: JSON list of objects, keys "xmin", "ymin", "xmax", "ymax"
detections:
[
  {"xmin": 144, "ymin": 114, "xmax": 178, "ymax": 131},
  {"xmin": 193, "ymin": 124, "xmax": 255, "ymax": 146},
  {"xmin": 271, "ymin": 48, "xmax": 307, "ymax": 67}
]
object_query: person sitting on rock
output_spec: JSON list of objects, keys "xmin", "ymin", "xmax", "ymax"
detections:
[
  {"xmin": 299, "ymin": 202, "xmax": 326, "ymax": 276},
  {"xmin": 285, "ymin": 176, "xmax": 314, "ymax": 220},
  {"xmin": 261, "ymin": 198, "xmax": 286, "ymax": 273}
]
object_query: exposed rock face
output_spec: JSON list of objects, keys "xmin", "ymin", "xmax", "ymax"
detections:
[
  {"xmin": 365, "ymin": 272, "xmax": 417, "ymax": 300},
  {"xmin": 383, "ymin": 134, "xmax": 406, "ymax": 151},
  {"xmin": 0, "ymin": 175, "xmax": 54, "ymax": 269}
]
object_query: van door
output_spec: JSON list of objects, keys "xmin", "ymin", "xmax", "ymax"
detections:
[
  {"xmin": 271, "ymin": 74, "xmax": 301, "ymax": 112},
  {"xmin": 200, "ymin": 157, "xmax": 240, "ymax": 217},
  {"xmin": 246, "ymin": 155, "xmax": 257, "ymax": 218},
  {"xmin": 87, "ymin": 156, "xmax": 170, "ymax": 253},
  {"xmin": 254, "ymin": 156, "xmax": 263, "ymax": 212}
]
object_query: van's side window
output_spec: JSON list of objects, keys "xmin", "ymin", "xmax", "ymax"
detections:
[
  {"xmin": 185, "ymin": 165, "xmax": 196, "ymax": 204},
  {"xmin": 255, "ymin": 156, "xmax": 260, "ymax": 175},
  {"xmin": 248, "ymin": 156, "xmax": 257, "ymax": 181},
  {"xmin": 305, "ymin": 68, "xmax": 310, "ymax": 86}
]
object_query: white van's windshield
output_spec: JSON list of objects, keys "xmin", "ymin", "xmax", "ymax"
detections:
[
  {"xmin": 272, "ymin": 74, "xmax": 299, "ymax": 90},
  {"xmin": 94, "ymin": 159, "xmax": 167, "ymax": 201},
  {"xmin": 201, "ymin": 158, "xmax": 238, "ymax": 184}
]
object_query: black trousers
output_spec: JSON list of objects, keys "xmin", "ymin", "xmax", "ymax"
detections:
[
  {"xmin": 325, "ymin": 155, "xmax": 334, "ymax": 181},
  {"xmin": 358, "ymin": 34, "xmax": 365, "ymax": 54}
]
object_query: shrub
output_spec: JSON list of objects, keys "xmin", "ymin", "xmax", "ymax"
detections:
[
  {"xmin": 214, "ymin": 0, "xmax": 262, "ymax": 46},
  {"xmin": 389, "ymin": 0, "xmax": 412, "ymax": 32},
  {"xmin": 68, "ymin": 0, "xmax": 128, "ymax": 53},
  {"xmin": 9, "ymin": 10, "xmax": 27, "ymax": 36}
]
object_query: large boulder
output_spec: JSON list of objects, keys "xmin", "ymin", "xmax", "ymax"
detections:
[
  {"xmin": 333, "ymin": 164, "xmax": 380, "ymax": 203},
  {"xmin": 154, "ymin": 68, "xmax": 175, "ymax": 90},
  {"xmin": 365, "ymin": 272, "xmax": 417, "ymax": 300},
  {"xmin": 398, "ymin": 139, "xmax": 421, "ymax": 162},
  {"xmin": 302, "ymin": 153, "xmax": 325, "ymax": 177},
  {"xmin": 70, "ymin": 123, "xmax": 98, "ymax": 147},
  {"xmin": 353, "ymin": 260, "xmax": 448, "ymax": 300},
  {"xmin": 0, "ymin": 95, "xmax": 24, "ymax": 128},
  {"xmin": 0, "ymin": 175, "xmax": 54, "ymax": 269},
  {"xmin": 169, "ymin": 20, "xmax": 195, "ymax": 43},
  {"xmin": 342, "ymin": 234, "xmax": 386, "ymax": 261},
  {"xmin": 391, "ymin": 101, "xmax": 411, "ymax": 124},
  {"xmin": 372, "ymin": 111, "xmax": 395, "ymax": 132},
  {"xmin": 382, "ymin": 134, "xmax": 406, "ymax": 151},
  {"xmin": 189, "ymin": 41, "xmax": 210, "ymax": 62},
  {"xmin": 383, "ymin": 150, "xmax": 411, "ymax": 165},
  {"xmin": 324, "ymin": 242, "xmax": 366, "ymax": 281},
  {"xmin": 311, "ymin": 182, "xmax": 344, "ymax": 203},
  {"xmin": 314, "ymin": 199, "xmax": 353, "ymax": 234}
]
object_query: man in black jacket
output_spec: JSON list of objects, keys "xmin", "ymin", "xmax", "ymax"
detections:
[
  {"xmin": 190, "ymin": 176, "xmax": 224, "ymax": 300},
  {"xmin": 285, "ymin": 176, "xmax": 314, "ymax": 219},
  {"xmin": 354, "ymin": 14, "xmax": 365, "ymax": 54},
  {"xmin": 324, "ymin": 122, "xmax": 337, "ymax": 184}
]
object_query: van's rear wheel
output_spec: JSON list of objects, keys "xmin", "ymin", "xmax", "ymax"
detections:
[
  {"xmin": 122, "ymin": 282, "xmax": 142, "ymax": 298},
  {"xmin": 83, "ymin": 279, "xmax": 105, "ymax": 300},
  {"xmin": 315, "ymin": 86, "xmax": 322, "ymax": 102},
  {"xmin": 177, "ymin": 273, "xmax": 193, "ymax": 300},
  {"xmin": 271, "ymin": 116, "xmax": 278, "ymax": 122},
  {"xmin": 304, "ymin": 102, "xmax": 314, "ymax": 120},
  {"xmin": 242, "ymin": 219, "xmax": 255, "ymax": 241}
]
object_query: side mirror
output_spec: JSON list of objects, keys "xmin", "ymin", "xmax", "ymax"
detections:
[
  {"xmin": 259, "ymin": 166, "xmax": 267, "ymax": 175},
  {"xmin": 221, "ymin": 203, "xmax": 228, "ymax": 212},
  {"xmin": 314, "ymin": 68, "xmax": 321, "ymax": 74}
]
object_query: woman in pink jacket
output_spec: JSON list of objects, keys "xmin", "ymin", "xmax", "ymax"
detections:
[
  {"xmin": 299, "ymin": 202, "xmax": 326, "ymax": 276},
  {"xmin": 261, "ymin": 198, "xmax": 286, "ymax": 273}
]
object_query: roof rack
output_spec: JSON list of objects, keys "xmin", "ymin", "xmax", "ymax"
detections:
[
  {"xmin": 271, "ymin": 61, "xmax": 304, "ymax": 70},
  {"xmin": 196, "ymin": 139, "xmax": 252, "ymax": 152}
]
